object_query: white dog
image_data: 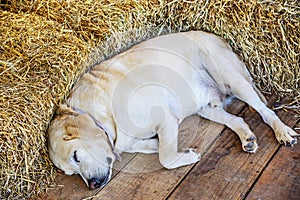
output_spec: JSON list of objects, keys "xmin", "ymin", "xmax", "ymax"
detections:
[{"xmin": 48, "ymin": 31, "xmax": 298, "ymax": 190}]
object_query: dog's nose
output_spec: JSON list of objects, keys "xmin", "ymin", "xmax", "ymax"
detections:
[{"xmin": 88, "ymin": 177, "xmax": 105, "ymax": 190}]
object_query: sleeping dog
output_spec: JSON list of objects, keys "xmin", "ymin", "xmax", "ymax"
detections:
[{"xmin": 48, "ymin": 31, "xmax": 298, "ymax": 190}]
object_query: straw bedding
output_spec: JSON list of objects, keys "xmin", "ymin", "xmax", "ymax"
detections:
[{"xmin": 0, "ymin": 0, "xmax": 299, "ymax": 199}]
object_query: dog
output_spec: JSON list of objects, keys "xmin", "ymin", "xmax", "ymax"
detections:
[{"xmin": 48, "ymin": 31, "xmax": 299, "ymax": 190}]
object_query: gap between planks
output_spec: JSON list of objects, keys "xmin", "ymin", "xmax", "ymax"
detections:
[
  {"xmin": 167, "ymin": 96, "xmax": 299, "ymax": 200},
  {"xmin": 245, "ymin": 116, "xmax": 300, "ymax": 200},
  {"xmin": 38, "ymin": 95, "xmax": 299, "ymax": 200},
  {"xmin": 77, "ymin": 98, "xmax": 246, "ymax": 200}
]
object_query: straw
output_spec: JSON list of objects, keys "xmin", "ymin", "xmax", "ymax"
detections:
[{"xmin": 0, "ymin": 0, "xmax": 299, "ymax": 198}]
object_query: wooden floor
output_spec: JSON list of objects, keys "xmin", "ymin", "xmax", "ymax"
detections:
[{"xmin": 38, "ymin": 96, "xmax": 300, "ymax": 200}]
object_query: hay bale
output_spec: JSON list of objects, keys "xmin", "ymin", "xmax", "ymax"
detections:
[
  {"xmin": 0, "ymin": 0, "xmax": 299, "ymax": 199},
  {"xmin": 4, "ymin": 0, "xmax": 299, "ymax": 99},
  {"xmin": 0, "ymin": 10, "xmax": 90, "ymax": 198},
  {"xmin": 2, "ymin": 0, "xmax": 161, "ymax": 45}
]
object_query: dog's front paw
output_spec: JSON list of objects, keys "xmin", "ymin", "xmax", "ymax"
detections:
[
  {"xmin": 183, "ymin": 148, "xmax": 201, "ymax": 161},
  {"xmin": 275, "ymin": 125, "xmax": 299, "ymax": 147},
  {"xmin": 160, "ymin": 149, "xmax": 200, "ymax": 169}
]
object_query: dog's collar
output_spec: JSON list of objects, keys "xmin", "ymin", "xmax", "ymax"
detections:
[{"xmin": 70, "ymin": 106, "xmax": 122, "ymax": 161}]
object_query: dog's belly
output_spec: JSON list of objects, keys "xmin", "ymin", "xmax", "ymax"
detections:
[
  {"xmin": 112, "ymin": 65, "xmax": 221, "ymax": 139},
  {"xmin": 68, "ymin": 31, "xmax": 224, "ymax": 138}
]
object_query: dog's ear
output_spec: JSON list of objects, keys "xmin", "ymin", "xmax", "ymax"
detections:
[
  {"xmin": 55, "ymin": 105, "xmax": 80, "ymax": 141},
  {"xmin": 63, "ymin": 126, "xmax": 80, "ymax": 141},
  {"xmin": 56, "ymin": 104, "xmax": 79, "ymax": 117},
  {"xmin": 63, "ymin": 118, "xmax": 80, "ymax": 141}
]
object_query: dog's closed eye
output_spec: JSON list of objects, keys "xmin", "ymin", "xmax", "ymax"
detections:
[{"xmin": 73, "ymin": 150, "xmax": 80, "ymax": 163}]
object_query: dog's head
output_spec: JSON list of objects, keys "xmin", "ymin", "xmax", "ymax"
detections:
[{"xmin": 48, "ymin": 105, "xmax": 116, "ymax": 189}]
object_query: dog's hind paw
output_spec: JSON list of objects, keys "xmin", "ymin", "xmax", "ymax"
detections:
[
  {"xmin": 242, "ymin": 135, "xmax": 258, "ymax": 153},
  {"xmin": 275, "ymin": 125, "xmax": 299, "ymax": 147}
]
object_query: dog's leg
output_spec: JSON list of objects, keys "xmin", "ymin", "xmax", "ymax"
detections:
[
  {"xmin": 198, "ymin": 103, "xmax": 258, "ymax": 153},
  {"xmin": 229, "ymin": 78, "xmax": 299, "ymax": 146},
  {"xmin": 158, "ymin": 114, "xmax": 200, "ymax": 169},
  {"xmin": 126, "ymin": 138, "xmax": 159, "ymax": 154}
]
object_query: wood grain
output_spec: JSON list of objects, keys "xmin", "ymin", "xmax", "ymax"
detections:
[
  {"xmin": 88, "ymin": 99, "xmax": 245, "ymax": 200},
  {"xmin": 168, "ymin": 103, "xmax": 299, "ymax": 200},
  {"xmin": 38, "ymin": 96, "xmax": 300, "ymax": 200},
  {"xmin": 37, "ymin": 153, "xmax": 136, "ymax": 200},
  {"xmin": 246, "ymin": 118, "xmax": 300, "ymax": 200}
]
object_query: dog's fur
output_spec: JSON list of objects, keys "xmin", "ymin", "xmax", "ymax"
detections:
[{"xmin": 48, "ymin": 31, "xmax": 299, "ymax": 190}]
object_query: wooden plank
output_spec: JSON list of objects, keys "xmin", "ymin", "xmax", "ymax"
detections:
[
  {"xmin": 37, "ymin": 153, "xmax": 136, "ymax": 200},
  {"xmin": 37, "ymin": 98, "xmax": 243, "ymax": 199},
  {"xmin": 85, "ymin": 99, "xmax": 246, "ymax": 199},
  {"xmin": 168, "ymin": 101, "xmax": 299, "ymax": 200},
  {"xmin": 246, "ymin": 118, "xmax": 300, "ymax": 200}
]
